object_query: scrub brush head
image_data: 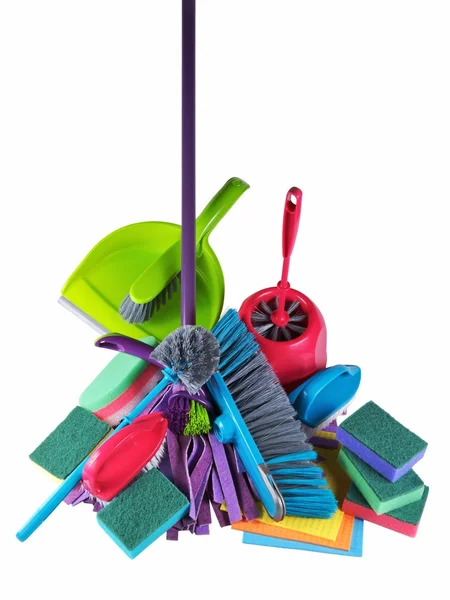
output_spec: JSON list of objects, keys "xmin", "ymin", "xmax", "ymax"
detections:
[
  {"xmin": 119, "ymin": 274, "xmax": 180, "ymax": 324},
  {"xmin": 152, "ymin": 325, "xmax": 220, "ymax": 394},
  {"xmin": 251, "ymin": 298, "xmax": 308, "ymax": 341}
]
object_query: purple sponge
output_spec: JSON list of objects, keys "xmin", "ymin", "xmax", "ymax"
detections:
[{"xmin": 336, "ymin": 401, "xmax": 427, "ymax": 482}]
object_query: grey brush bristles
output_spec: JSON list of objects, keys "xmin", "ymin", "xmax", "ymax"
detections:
[
  {"xmin": 212, "ymin": 309, "xmax": 337, "ymax": 518},
  {"xmin": 119, "ymin": 274, "xmax": 181, "ymax": 324},
  {"xmin": 152, "ymin": 325, "xmax": 220, "ymax": 395},
  {"xmin": 251, "ymin": 299, "xmax": 308, "ymax": 341}
]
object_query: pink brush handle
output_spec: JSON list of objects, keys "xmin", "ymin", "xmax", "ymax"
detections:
[{"xmin": 278, "ymin": 187, "xmax": 302, "ymax": 310}]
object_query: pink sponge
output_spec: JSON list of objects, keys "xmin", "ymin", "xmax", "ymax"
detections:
[
  {"xmin": 342, "ymin": 483, "xmax": 429, "ymax": 538},
  {"xmin": 94, "ymin": 365, "xmax": 162, "ymax": 426}
]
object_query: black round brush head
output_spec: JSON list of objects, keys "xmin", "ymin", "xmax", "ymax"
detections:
[{"xmin": 251, "ymin": 299, "xmax": 308, "ymax": 342}]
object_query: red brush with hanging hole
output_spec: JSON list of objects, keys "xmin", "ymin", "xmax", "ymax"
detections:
[{"xmin": 239, "ymin": 187, "xmax": 327, "ymax": 392}]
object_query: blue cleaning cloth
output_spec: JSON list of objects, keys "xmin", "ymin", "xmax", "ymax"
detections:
[{"xmin": 242, "ymin": 518, "xmax": 364, "ymax": 557}]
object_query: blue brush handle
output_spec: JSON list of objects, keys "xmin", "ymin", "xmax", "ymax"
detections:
[
  {"xmin": 207, "ymin": 373, "xmax": 286, "ymax": 522},
  {"xmin": 16, "ymin": 457, "xmax": 90, "ymax": 542},
  {"xmin": 16, "ymin": 370, "xmax": 175, "ymax": 542}
]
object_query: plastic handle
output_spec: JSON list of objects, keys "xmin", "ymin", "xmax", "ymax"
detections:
[
  {"xmin": 181, "ymin": 0, "xmax": 197, "ymax": 327},
  {"xmin": 16, "ymin": 461, "xmax": 88, "ymax": 542},
  {"xmin": 129, "ymin": 242, "xmax": 182, "ymax": 304},
  {"xmin": 282, "ymin": 187, "xmax": 302, "ymax": 260},
  {"xmin": 195, "ymin": 177, "xmax": 250, "ymax": 255},
  {"xmin": 94, "ymin": 334, "xmax": 164, "ymax": 369},
  {"xmin": 273, "ymin": 186, "xmax": 303, "ymax": 319},
  {"xmin": 129, "ymin": 177, "xmax": 250, "ymax": 304},
  {"xmin": 171, "ymin": 387, "xmax": 213, "ymax": 411},
  {"xmin": 208, "ymin": 373, "xmax": 286, "ymax": 522}
]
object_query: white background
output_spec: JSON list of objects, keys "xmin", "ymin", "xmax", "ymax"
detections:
[{"xmin": 1, "ymin": 1, "xmax": 449, "ymax": 599}]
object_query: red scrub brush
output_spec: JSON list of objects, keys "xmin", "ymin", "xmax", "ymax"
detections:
[{"xmin": 239, "ymin": 187, "xmax": 327, "ymax": 391}]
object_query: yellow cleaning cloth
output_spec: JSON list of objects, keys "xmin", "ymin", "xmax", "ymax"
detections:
[{"xmin": 315, "ymin": 430, "xmax": 340, "ymax": 442}]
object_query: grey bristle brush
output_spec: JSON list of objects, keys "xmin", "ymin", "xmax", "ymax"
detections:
[{"xmin": 207, "ymin": 309, "xmax": 338, "ymax": 520}]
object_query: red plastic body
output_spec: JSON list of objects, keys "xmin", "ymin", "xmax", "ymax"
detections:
[
  {"xmin": 239, "ymin": 287, "xmax": 327, "ymax": 392},
  {"xmin": 82, "ymin": 412, "xmax": 168, "ymax": 501}
]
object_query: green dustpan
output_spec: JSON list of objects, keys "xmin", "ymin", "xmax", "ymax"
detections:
[{"xmin": 60, "ymin": 177, "xmax": 249, "ymax": 341}]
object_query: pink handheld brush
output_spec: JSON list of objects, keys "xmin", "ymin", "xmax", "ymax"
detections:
[
  {"xmin": 239, "ymin": 187, "xmax": 327, "ymax": 391},
  {"xmin": 82, "ymin": 412, "xmax": 168, "ymax": 502}
]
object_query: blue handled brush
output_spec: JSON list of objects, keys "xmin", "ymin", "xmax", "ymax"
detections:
[{"xmin": 208, "ymin": 310, "xmax": 337, "ymax": 520}]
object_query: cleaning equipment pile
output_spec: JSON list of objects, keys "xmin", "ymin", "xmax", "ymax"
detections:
[{"xmin": 16, "ymin": 0, "xmax": 430, "ymax": 559}]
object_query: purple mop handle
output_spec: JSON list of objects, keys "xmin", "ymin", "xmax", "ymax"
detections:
[
  {"xmin": 95, "ymin": 334, "xmax": 165, "ymax": 369},
  {"xmin": 181, "ymin": 0, "xmax": 196, "ymax": 326}
]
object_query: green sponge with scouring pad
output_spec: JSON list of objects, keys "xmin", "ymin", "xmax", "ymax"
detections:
[
  {"xmin": 343, "ymin": 483, "xmax": 429, "ymax": 537},
  {"xmin": 338, "ymin": 447, "xmax": 424, "ymax": 515},
  {"xmin": 336, "ymin": 401, "xmax": 427, "ymax": 482},
  {"xmin": 29, "ymin": 407, "xmax": 111, "ymax": 480},
  {"xmin": 97, "ymin": 469, "xmax": 190, "ymax": 559}
]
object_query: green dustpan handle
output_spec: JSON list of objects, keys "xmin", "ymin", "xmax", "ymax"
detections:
[
  {"xmin": 128, "ymin": 176, "xmax": 249, "ymax": 305},
  {"xmin": 195, "ymin": 177, "xmax": 250, "ymax": 256}
]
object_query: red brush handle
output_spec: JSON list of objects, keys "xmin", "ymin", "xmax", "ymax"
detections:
[
  {"xmin": 282, "ymin": 187, "xmax": 302, "ymax": 261},
  {"xmin": 280, "ymin": 187, "xmax": 302, "ymax": 288},
  {"xmin": 273, "ymin": 187, "xmax": 302, "ymax": 323}
]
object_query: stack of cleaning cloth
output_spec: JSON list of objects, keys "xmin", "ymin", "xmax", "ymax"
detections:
[
  {"xmin": 336, "ymin": 401, "xmax": 429, "ymax": 537},
  {"xmin": 231, "ymin": 432, "xmax": 364, "ymax": 557}
]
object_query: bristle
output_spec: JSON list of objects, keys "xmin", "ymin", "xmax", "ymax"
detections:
[
  {"xmin": 152, "ymin": 325, "xmax": 220, "ymax": 394},
  {"xmin": 143, "ymin": 440, "xmax": 167, "ymax": 472},
  {"xmin": 301, "ymin": 402, "xmax": 353, "ymax": 439},
  {"xmin": 119, "ymin": 274, "xmax": 180, "ymax": 324},
  {"xmin": 183, "ymin": 401, "xmax": 212, "ymax": 436},
  {"xmin": 89, "ymin": 493, "xmax": 108, "ymax": 511},
  {"xmin": 164, "ymin": 395, "xmax": 191, "ymax": 434},
  {"xmin": 212, "ymin": 309, "xmax": 337, "ymax": 518},
  {"xmin": 251, "ymin": 299, "xmax": 307, "ymax": 341},
  {"xmin": 69, "ymin": 441, "xmax": 168, "ymax": 513}
]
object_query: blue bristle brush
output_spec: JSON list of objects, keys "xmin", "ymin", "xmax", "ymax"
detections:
[{"xmin": 208, "ymin": 309, "xmax": 337, "ymax": 520}]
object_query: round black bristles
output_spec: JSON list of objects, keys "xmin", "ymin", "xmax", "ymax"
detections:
[{"xmin": 251, "ymin": 298, "xmax": 308, "ymax": 341}]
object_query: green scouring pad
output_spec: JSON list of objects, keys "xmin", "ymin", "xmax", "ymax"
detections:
[
  {"xmin": 338, "ymin": 447, "xmax": 424, "ymax": 515},
  {"xmin": 29, "ymin": 407, "xmax": 111, "ymax": 479},
  {"xmin": 336, "ymin": 401, "xmax": 427, "ymax": 482},
  {"xmin": 343, "ymin": 483, "xmax": 429, "ymax": 537},
  {"xmin": 97, "ymin": 468, "xmax": 190, "ymax": 559}
]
